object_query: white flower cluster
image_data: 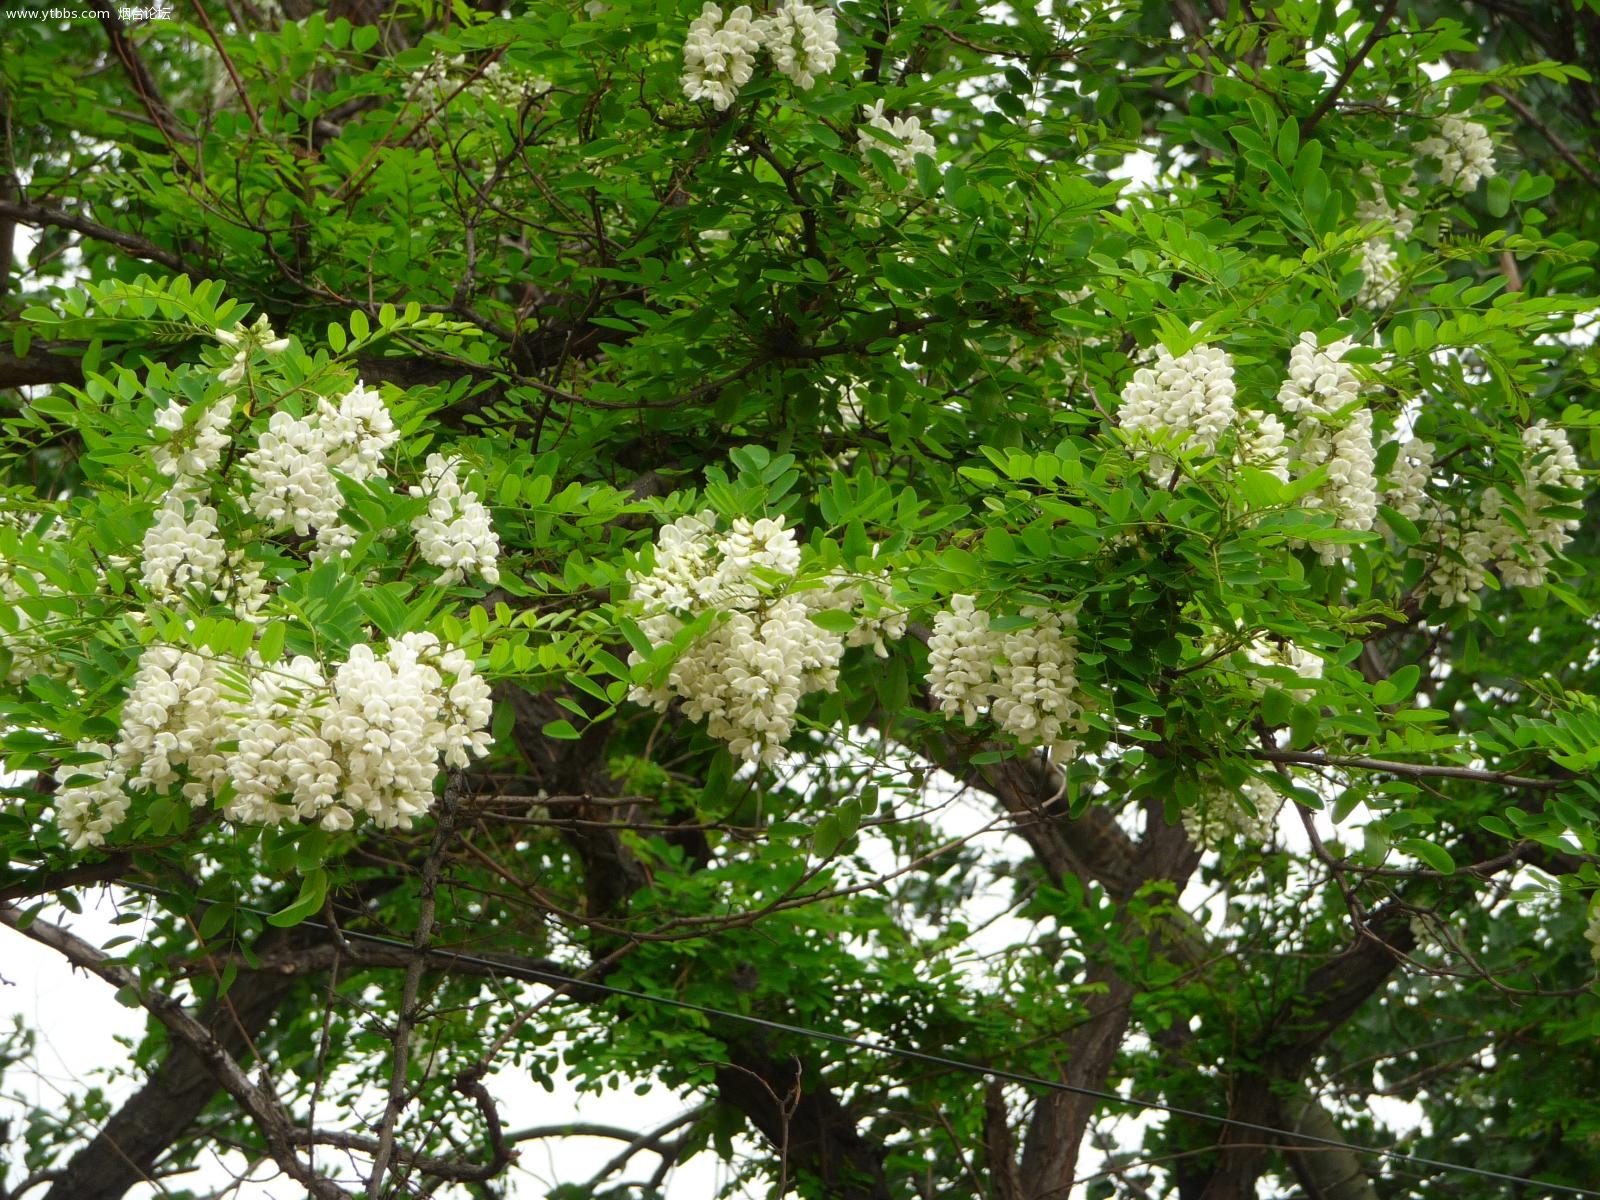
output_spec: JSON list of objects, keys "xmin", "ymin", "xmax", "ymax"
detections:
[
  {"xmin": 1487, "ymin": 421, "xmax": 1584, "ymax": 586},
  {"xmin": 153, "ymin": 393, "xmax": 236, "ymax": 493},
  {"xmin": 140, "ymin": 495, "xmax": 226, "ymax": 602},
  {"xmin": 409, "ymin": 454, "xmax": 502, "ymax": 585},
  {"xmin": 859, "ymin": 98, "xmax": 937, "ymax": 175},
  {"xmin": 1586, "ymin": 898, "xmax": 1600, "ymax": 967},
  {"xmin": 926, "ymin": 596, "xmax": 1086, "ymax": 762},
  {"xmin": 681, "ymin": 1, "xmax": 837, "ymax": 110},
  {"xmin": 1414, "ymin": 421, "xmax": 1583, "ymax": 604},
  {"xmin": 1418, "ymin": 114, "xmax": 1497, "ymax": 193},
  {"xmin": 144, "ymin": 360, "xmax": 497, "ymax": 593},
  {"xmin": 240, "ymin": 381, "xmax": 398, "ymax": 557},
  {"xmin": 761, "ymin": 0, "xmax": 838, "ymax": 89},
  {"xmin": 216, "ymin": 314, "xmax": 290, "ymax": 386},
  {"xmin": 1242, "ymin": 636, "xmax": 1324, "ymax": 700},
  {"xmin": 0, "ymin": 510, "xmax": 66, "ymax": 685},
  {"xmin": 1383, "ymin": 437, "xmax": 1434, "ymax": 523},
  {"xmin": 1353, "ymin": 175, "xmax": 1417, "ymax": 241},
  {"xmin": 1418, "ymin": 505, "xmax": 1493, "ymax": 608},
  {"xmin": 1281, "ymin": 337, "xmax": 1378, "ymax": 559},
  {"xmin": 1353, "ymin": 172, "xmax": 1415, "ymax": 309},
  {"xmin": 1298, "ymin": 410, "xmax": 1380, "ymax": 561},
  {"xmin": 1183, "ymin": 776, "xmax": 1282, "ymax": 849},
  {"xmin": 1357, "ymin": 239, "xmax": 1402, "ymax": 309},
  {"xmin": 54, "ymin": 742, "xmax": 131, "ymax": 852},
  {"xmin": 626, "ymin": 511, "xmax": 904, "ymax": 763},
  {"xmin": 681, "ymin": 3, "xmax": 764, "ymax": 110},
  {"xmin": 1118, "ymin": 334, "xmax": 1379, "ymax": 561},
  {"xmin": 407, "ymin": 52, "xmax": 551, "ymax": 112},
  {"xmin": 1117, "ymin": 342, "xmax": 1237, "ymax": 469},
  {"xmin": 1277, "ymin": 332, "xmax": 1360, "ymax": 420},
  {"xmin": 54, "ymin": 632, "xmax": 493, "ymax": 846},
  {"xmin": 1235, "ymin": 411, "xmax": 1290, "ymax": 481}
]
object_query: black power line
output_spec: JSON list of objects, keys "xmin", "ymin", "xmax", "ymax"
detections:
[{"xmin": 97, "ymin": 881, "xmax": 1600, "ymax": 1200}]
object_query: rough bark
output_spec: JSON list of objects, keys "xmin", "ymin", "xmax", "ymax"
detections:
[
  {"xmin": 1193, "ymin": 905, "xmax": 1416, "ymax": 1200},
  {"xmin": 15, "ymin": 918, "xmax": 327, "ymax": 1200}
]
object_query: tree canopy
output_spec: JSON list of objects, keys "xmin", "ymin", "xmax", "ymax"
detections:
[{"xmin": 4, "ymin": 0, "xmax": 1600, "ymax": 1197}]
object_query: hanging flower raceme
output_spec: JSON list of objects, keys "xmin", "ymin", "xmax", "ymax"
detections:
[
  {"xmin": 1277, "ymin": 333, "xmax": 1360, "ymax": 420},
  {"xmin": 409, "ymin": 454, "xmax": 502, "ymax": 585},
  {"xmin": 625, "ymin": 511, "xmax": 904, "ymax": 763},
  {"xmin": 140, "ymin": 495, "xmax": 227, "ymax": 602},
  {"xmin": 44, "ymin": 316, "xmax": 509, "ymax": 851},
  {"xmin": 858, "ymin": 98, "xmax": 937, "ymax": 174},
  {"xmin": 1479, "ymin": 420, "xmax": 1585, "ymax": 588},
  {"xmin": 1353, "ymin": 170, "xmax": 1415, "ymax": 309},
  {"xmin": 760, "ymin": 0, "xmax": 837, "ymax": 89},
  {"xmin": 926, "ymin": 596, "xmax": 1087, "ymax": 763},
  {"xmin": 54, "ymin": 632, "xmax": 493, "ymax": 846},
  {"xmin": 1117, "ymin": 341, "xmax": 1237, "ymax": 470},
  {"xmin": 1410, "ymin": 421, "xmax": 1583, "ymax": 605},
  {"xmin": 681, "ymin": 2, "xmax": 763, "ymax": 110},
  {"xmin": 679, "ymin": 1, "xmax": 838, "ymax": 109},
  {"xmin": 1183, "ymin": 775, "xmax": 1283, "ymax": 850},
  {"xmin": 1275, "ymin": 336, "xmax": 1378, "ymax": 560},
  {"xmin": 1234, "ymin": 411, "xmax": 1290, "ymax": 481},
  {"xmin": 1417, "ymin": 114, "xmax": 1497, "ymax": 193},
  {"xmin": 215, "ymin": 313, "xmax": 290, "ymax": 386},
  {"xmin": 407, "ymin": 52, "xmax": 551, "ymax": 111},
  {"xmin": 1383, "ymin": 437, "xmax": 1434, "ymax": 523},
  {"xmin": 240, "ymin": 382, "xmax": 399, "ymax": 558}
]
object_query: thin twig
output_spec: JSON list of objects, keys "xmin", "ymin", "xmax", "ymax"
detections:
[
  {"xmin": 0, "ymin": 200, "xmax": 192, "ymax": 274},
  {"xmin": 1487, "ymin": 84, "xmax": 1600, "ymax": 190},
  {"xmin": 366, "ymin": 775, "xmax": 464, "ymax": 1199},
  {"xmin": 1304, "ymin": 0, "xmax": 1400, "ymax": 133},
  {"xmin": 1255, "ymin": 749, "xmax": 1560, "ymax": 790},
  {"xmin": 0, "ymin": 905, "xmax": 352, "ymax": 1200}
]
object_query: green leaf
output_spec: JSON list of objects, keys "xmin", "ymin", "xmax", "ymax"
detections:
[
  {"xmin": 808, "ymin": 607, "xmax": 856, "ymax": 634},
  {"xmin": 1261, "ymin": 686, "xmax": 1294, "ymax": 727},
  {"xmin": 812, "ymin": 813, "xmax": 843, "ymax": 858},
  {"xmin": 1399, "ymin": 838, "xmax": 1456, "ymax": 874},
  {"xmin": 266, "ymin": 869, "xmax": 328, "ymax": 928},
  {"xmin": 257, "ymin": 620, "xmax": 287, "ymax": 664},
  {"xmin": 1289, "ymin": 703, "xmax": 1319, "ymax": 749},
  {"xmin": 1486, "ymin": 174, "xmax": 1512, "ymax": 218}
]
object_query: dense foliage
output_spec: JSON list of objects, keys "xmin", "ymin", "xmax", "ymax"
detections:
[{"xmin": 4, "ymin": 0, "xmax": 1600, "ymax": 1197}]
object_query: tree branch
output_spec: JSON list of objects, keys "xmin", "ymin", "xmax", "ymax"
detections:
[
  {"xmin": 1486, "ymin": 83, "xmax": 1600, "ymax": 191},
  {"xmin": 1304, "ymin": 0, "xmax": 1399, "ymax": 133},
  {"xmin": 0, "ymin": 905, "xmax": 351, "ymax": 1200},
  {"xmin": 366, "ymin": 775, "xmax": 462, "ymax": 1200},
  {"xmin": 1253, "ymin": 749, "xmax": 1561, "ymax": 790},
  {"xmin": 97, "ymin": 11, "xmax": 195, "ymax": 150},
  {"xmin": 0, "ymin": 201, "xmax": 191, "ymax": 275},
  {"xmin": 0, "ymin": 853, "xmax": 132, "ymax": 904}
]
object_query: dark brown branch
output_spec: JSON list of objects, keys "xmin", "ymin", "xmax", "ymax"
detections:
[
  {"xmin": 1304, "ymin": 0, "xmax": 1399, "ymax": 133},
  {"xmin": 580, "ymin": 1105, "xmax": 706, "ymax": 1191},
  {"xmin": 286, "ymin": 1068, "xmax": 512, "ymax": 1183},
  {"xmin": 1, "ymin": 906, "xmax": 350, "ymax": 1200},
  {"xmin": 1487, "ymin": 83, "xmax": 1600, "ymax": 191},
  {"xmin": 96, "ymin": 12, "xmax": 196, "ymax": 149},
  {"xmin": 1195, "ymin": 906, "xmax": 1416, "ymax": 1200},
  {"xmin": 714, "ymin": 1047, "xmax": 893, "ymax": 1200},
  {"xmin": 366, "ymin": 776, "xmax": 461, "ymax": 1200},
  {"xmin": 0, "ymin": 853, "xmax": 132, "ymax": 903},
  {"xmin": 0, "ymin": 201, "xmax": 191, "ymax": 275},
  {"xmin": 1254, "ymin": 749, "xmax": 1560, "ymax": 790}
]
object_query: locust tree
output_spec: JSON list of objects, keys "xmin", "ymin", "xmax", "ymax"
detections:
[{"xmin": 3, "ymin": 0, "xmax": 1600, "ymax": 1197}]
